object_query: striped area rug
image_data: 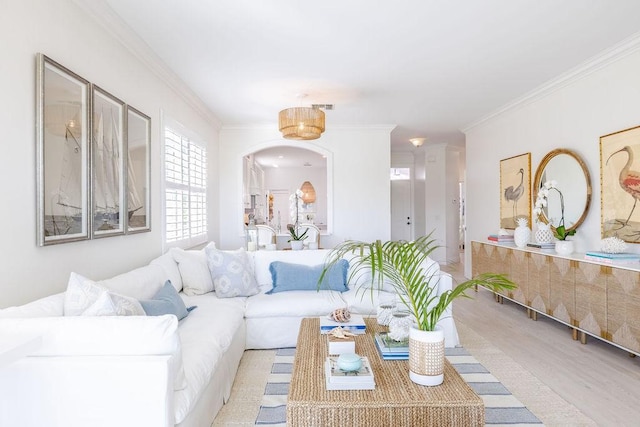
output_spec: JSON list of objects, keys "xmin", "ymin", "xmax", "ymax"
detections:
[{"xmin": 256, "ymin": 347, "xmax": 541, "ymax": 426}]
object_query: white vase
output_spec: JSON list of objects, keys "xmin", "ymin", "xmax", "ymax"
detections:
[
  {"xmin": 513, "ymin": 218, "xmax": 531, "ymax": 248},
  {"xmin": 408, "ymin": 326, "xmax": 444, "ymax": 386},
  {"xmin": 535, "ymin": 222, "xmax": 554, "ymax": 244},
  {"xmin": 555, "ymin": 240, "xmax": 574, "ymax": 256},
  {"xmin": 290, "ymin": 241, "xmax": 304, "ymax": 250}
]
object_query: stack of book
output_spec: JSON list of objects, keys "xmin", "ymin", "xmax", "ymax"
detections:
[
  {"xmin": 324, "ymin": 356, "xmax": 375, "ymax": 390},
  {"xmin": 374, "ymin": 332, "xmax": 409, "ymax": 360},
  {"xmin": 527, "ymin": 242, "xmax": 556, "ymax": 250},
  {"xmin": 320, "ymin": 314, "xmax": 366, "ymax": 335},
  {"xmin": 487, "ymin": 234, "xmax": 514, "ymax": 244},
  {"xmin": 584, "ymin": 251, "xmax": 640, "ymax": 265}
]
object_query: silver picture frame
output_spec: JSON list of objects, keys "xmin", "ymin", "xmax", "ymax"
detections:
[
  {"xmin": 36, "ymin": 54, "xmax": 90, "ymax": 246},
  {"xmin": 125, "ymin": 106, "xmax": 151, "ymax": 233},
  {"xmin": 91, "ymin": 85, "xmax": 126, "ymax": 238}
]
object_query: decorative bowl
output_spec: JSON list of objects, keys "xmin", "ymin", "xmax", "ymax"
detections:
[{"xmin": 336, "ymin": 353, "xmax": 362, "ymax": 372}]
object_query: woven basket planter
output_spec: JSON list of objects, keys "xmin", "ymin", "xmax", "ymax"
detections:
[{"xmin": 409, "ymin": 326, "xmax": 445, "ymax": 386}]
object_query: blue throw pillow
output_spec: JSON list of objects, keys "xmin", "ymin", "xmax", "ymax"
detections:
[
  {"xmin": 267, "ymin": 260, "xmax": 349, "ymax": 294},
  {"xmin": 140, "ymin": 280, "xmax": 190, "ymax": 320}
]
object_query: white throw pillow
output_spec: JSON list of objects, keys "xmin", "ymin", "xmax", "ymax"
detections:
[
  {"xmin": 171, "ymin": 246, "xmax": 215, "ymax": 296},
  {"xmin": 64, "ymin": 272, "xmax": 107, "ymax": 316},
  {"xmin": 205, "ymin": 246, "xmax": 259, "ymax": 298},
  {"xmin": 65, "ymin": 272, "xmax": 145, "ymax": 316}
]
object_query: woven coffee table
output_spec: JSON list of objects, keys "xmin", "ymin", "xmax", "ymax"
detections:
[{"xmin": 287, "ymin": 317, "xmax": 484, "ymax": 426}]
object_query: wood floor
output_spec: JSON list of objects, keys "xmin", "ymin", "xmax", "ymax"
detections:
[{"xmin": 445, "ymin": 260, "xmax": 640, "ymax": 427}]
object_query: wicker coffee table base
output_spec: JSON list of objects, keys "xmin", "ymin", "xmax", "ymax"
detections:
[{"xmin": 287, "ymin": 318, "xmax": 484, "ymax": 426}]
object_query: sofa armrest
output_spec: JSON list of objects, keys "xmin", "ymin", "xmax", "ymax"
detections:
[
  {"xmin": 0, "ymin": 315, "xmax": 179, "ymax": 356},
  {"xmin": 0, "ymin": 355, "xmax": 175, "ymax": 427}
]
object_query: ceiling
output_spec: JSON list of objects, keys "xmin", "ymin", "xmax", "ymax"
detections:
[{"xmin": 97, "ymin": 0, "xmax": 640, "ymax": 149}]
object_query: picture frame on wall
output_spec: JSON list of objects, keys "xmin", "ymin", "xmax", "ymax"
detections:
[
  {"xmin": 600, "ymin": 125, "xmax": 640, "ymax": 242},
  {"xmin": 125, "ymin": 106, "xmax": 151, "ymax": 233},
  {"xmin": 36, "ymin": 54, "xmax": 90, "ymax": 246},
  {"xmin": 91, "ymin": 85, "xmax": 126, "ymax": 238},
  {"xmin": 499, "ymin": 152, "xmax": 531, "ymax": 229}
]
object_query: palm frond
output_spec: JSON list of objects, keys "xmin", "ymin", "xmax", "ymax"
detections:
[{"xmin": 319, "ymin": 232, "xmax": 517, "ymax": 331}]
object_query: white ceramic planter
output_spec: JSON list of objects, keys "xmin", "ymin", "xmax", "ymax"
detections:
[
  {"xmin": 408, "ymin": 326, "xmax": 445, "ymax": 386},
  {"xmin": 290, "ymin": 241, "xmax": 304, "ymax": 250},
  {"xmin": 555, "ymin": 240, "xmax": 574, "ymax": 256}
]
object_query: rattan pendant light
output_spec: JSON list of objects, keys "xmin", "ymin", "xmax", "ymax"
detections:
[
  {"xmin": 300, "ymin": 181, "xmax": 316, "ymax": 204},
  {"xmin": 278, "ymin": 107, "xmax": 325, "ymax": 140}
]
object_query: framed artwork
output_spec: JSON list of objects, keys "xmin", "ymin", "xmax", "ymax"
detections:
[
  {"xmin": 499, "ymin": 153, "xmax": 531, "ymax": 229},
  {"xmin": 125, "ymin": 106, "xmax": 151, "ymax": 233},
  {"xmin": 600, "ymin": 125, "xmax": 640, "ymax": 242},
  {"xmin": 36, "ymin": 54, "xmax": 90, "ymax": 246},
  {"xmin": 91, "ymin": 85, "xmax": 126, "ymax": 238}
]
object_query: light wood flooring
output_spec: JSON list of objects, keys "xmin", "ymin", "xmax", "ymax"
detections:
[{"xmin": 444, "ymin": 260, "xmax": 640, "ymax": 427}]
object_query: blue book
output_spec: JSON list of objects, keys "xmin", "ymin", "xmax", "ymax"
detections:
[
  {"xmin": 374, "ymin": 333, "xmax": 408, "ymax": 360},
  {"xmin": 585, "ymin": 251, "xmax": 640, "ymax": 259}
]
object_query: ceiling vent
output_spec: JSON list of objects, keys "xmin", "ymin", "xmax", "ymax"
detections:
[{"xmin": 312, "ymin": 104, "xmax": 334, "ymax": 110}]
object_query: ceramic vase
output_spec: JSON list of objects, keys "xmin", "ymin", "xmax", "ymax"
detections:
[
  {"xmin": 290, "ymin": 241, "xmax": 304, "ymax": 250},
  {"xmin": 535, "ymin": 222, "xmax": 554, "ymax": 244},
  {"xmin": 513, "ymin": 218, "xmax": 531, "ymax": 248},
  {"xmin": 408, "ymin": 326, "xmax": 445, "ymax": 386},
  {"xmin": 555, "ymin": 240, "xmax": 574, "ymax": 256}
]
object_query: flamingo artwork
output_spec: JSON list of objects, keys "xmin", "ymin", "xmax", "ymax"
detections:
[
  {"xmin": 504, "ymin": 168, "xmax": 524, "ymax": 223},
  {"xmin": 606, "ymin": 146, "xmax": 640, "ymax": 229}
]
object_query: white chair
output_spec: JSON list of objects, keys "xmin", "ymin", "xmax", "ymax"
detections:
[
  {"xmin": 256, "ymin": 224, "xmax": 276, "ymax": 248},
  {"xmin": 298, "ymin": 223, "xmax": 320, "ymax": 248}
]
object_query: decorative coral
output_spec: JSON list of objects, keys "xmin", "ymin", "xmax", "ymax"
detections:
[{"xmin": 600, "ymin": 236, "xmax": 627, "ymax": 254}]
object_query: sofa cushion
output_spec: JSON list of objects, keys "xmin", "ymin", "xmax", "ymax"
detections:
[
  {"xmin": 97, "ymin": 263, "xmax": 167, "ymax": 300},
  {"xmin": 205, "ymin": 247, "xmax": 259, "ymax": 298},
  {"xmin": 174, "ymin": 292, "xmax": 246, "ymax": 423},
  {"xmin": 245, "ymin": 290, "xmax": 347, "ymax": 318},
  {"xmin": 150, "ymin": 251, "xmax": 183, "ymax": 292},
  {"xmin": 140, "ymin": 280, "xmax": 190, "ymax": 320},
  {"xmin": 172, "ymin": 246, "xmax": 215, "ymax": 296},
  {"xmin": 266, "ymin": 260, "xmax": 349, "ymax": 294}
]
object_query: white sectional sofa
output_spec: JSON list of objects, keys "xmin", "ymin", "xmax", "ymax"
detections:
[{"xmin": 0, "ymin": 246, "xmax": 459, "ymax": 427}]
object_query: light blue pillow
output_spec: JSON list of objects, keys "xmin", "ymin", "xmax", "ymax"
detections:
[
  {"xmin": 140, "ymin": 280, "xmax": 190, "ymax": 320},
  {"xmin": 267, "ymin": 260, "xmax": 349, "ymax": 294}
]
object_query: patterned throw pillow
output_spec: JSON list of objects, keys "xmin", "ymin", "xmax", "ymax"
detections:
[
  {"xmin": 64, "ymin": 272, "xmax": 145, "ymax": 316},
  {"xmin": 205, "ymin": 247, "xmax": 260, "ymax": 298}
]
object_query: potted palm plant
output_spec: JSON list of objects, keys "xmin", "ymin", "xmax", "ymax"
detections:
[
  {"xmin": 321, "ymin": 233, "xmax": 516, "ymax": 386},
  {"xmin": 287, "ymin": 224, "xmax": 308, "ymax": 250}
]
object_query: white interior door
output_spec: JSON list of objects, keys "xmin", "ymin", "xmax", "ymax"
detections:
[{"xmin": 391, "ymin": 179, "xmax": 413, "ymax": 241}]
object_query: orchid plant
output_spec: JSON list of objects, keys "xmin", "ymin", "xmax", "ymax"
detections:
[{"xmin": 533, "ymin": 180, "xmax": 576, "ymax": 240}]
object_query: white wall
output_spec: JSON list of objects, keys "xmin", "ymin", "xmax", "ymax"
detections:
[
  {"xmin": 218, "ymin": 127, "xmax": 393, "ymax": 250},
  {"xmin": 465, "ymin": 42, "xmax": 640, "ymax": 277},
  {"xmin": 0, "ymin": 0, "xmax": 219, "ymax": 307}
]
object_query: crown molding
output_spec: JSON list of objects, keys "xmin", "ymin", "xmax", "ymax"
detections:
[
  {"xmin": 71, "ymin": 0, "xmax": 221, "ymax": 128},
  {"xmin": 221, "ymin": 124, "xmax": 397, "ymax": 132},
  {"xmin": 462, "ymin": 31, "xmax": 640, "ymax": 133}
]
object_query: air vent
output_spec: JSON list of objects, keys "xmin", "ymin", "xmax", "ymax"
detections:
[
  {"xmin": 312, "ymin": 104, "xmax": 334, "ymax": 110},
  {"xmin": 303, "ymin": 162, "xmax": 312, "ymax": 167}
]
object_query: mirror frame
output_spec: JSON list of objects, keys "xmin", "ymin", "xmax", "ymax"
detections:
[{"xmin": 533, "ymin": 148, "xmax": 592, "ymax": 233}]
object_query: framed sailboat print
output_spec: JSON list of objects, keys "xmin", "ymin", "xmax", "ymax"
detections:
[
  {"xmin": 36, "ymin": 54, "xmax": 90, "ymax": 246},
  {"xmin": 125, "ymin": 106, "xmax": 151, "ymax": 233},
  {"xmin": 91, "ymin": 85, "xmax": 126, "ymax": 238}
]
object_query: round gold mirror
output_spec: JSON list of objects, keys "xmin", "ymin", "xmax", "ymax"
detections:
[{"xmin": 533, "ymin": 149, "xmax": 592, "ymax": 232}]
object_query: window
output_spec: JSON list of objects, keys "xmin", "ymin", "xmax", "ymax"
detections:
[{"xmin": 164, "ymin": 127, "xmax": 207, "ymax": 248}]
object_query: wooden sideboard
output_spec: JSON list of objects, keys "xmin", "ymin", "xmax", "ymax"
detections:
[{"xmin": 471, "ymin": 240, "xmax": 640, "ymax": 356}]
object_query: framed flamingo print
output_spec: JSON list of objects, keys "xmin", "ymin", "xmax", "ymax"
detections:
[
  {"xmin": 499, "ymin": 153, "xmax": 531, "ymax": 230},
  {"xmin": 600, "ymin": 125, "xmax": 640, "ymax": 242}
]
